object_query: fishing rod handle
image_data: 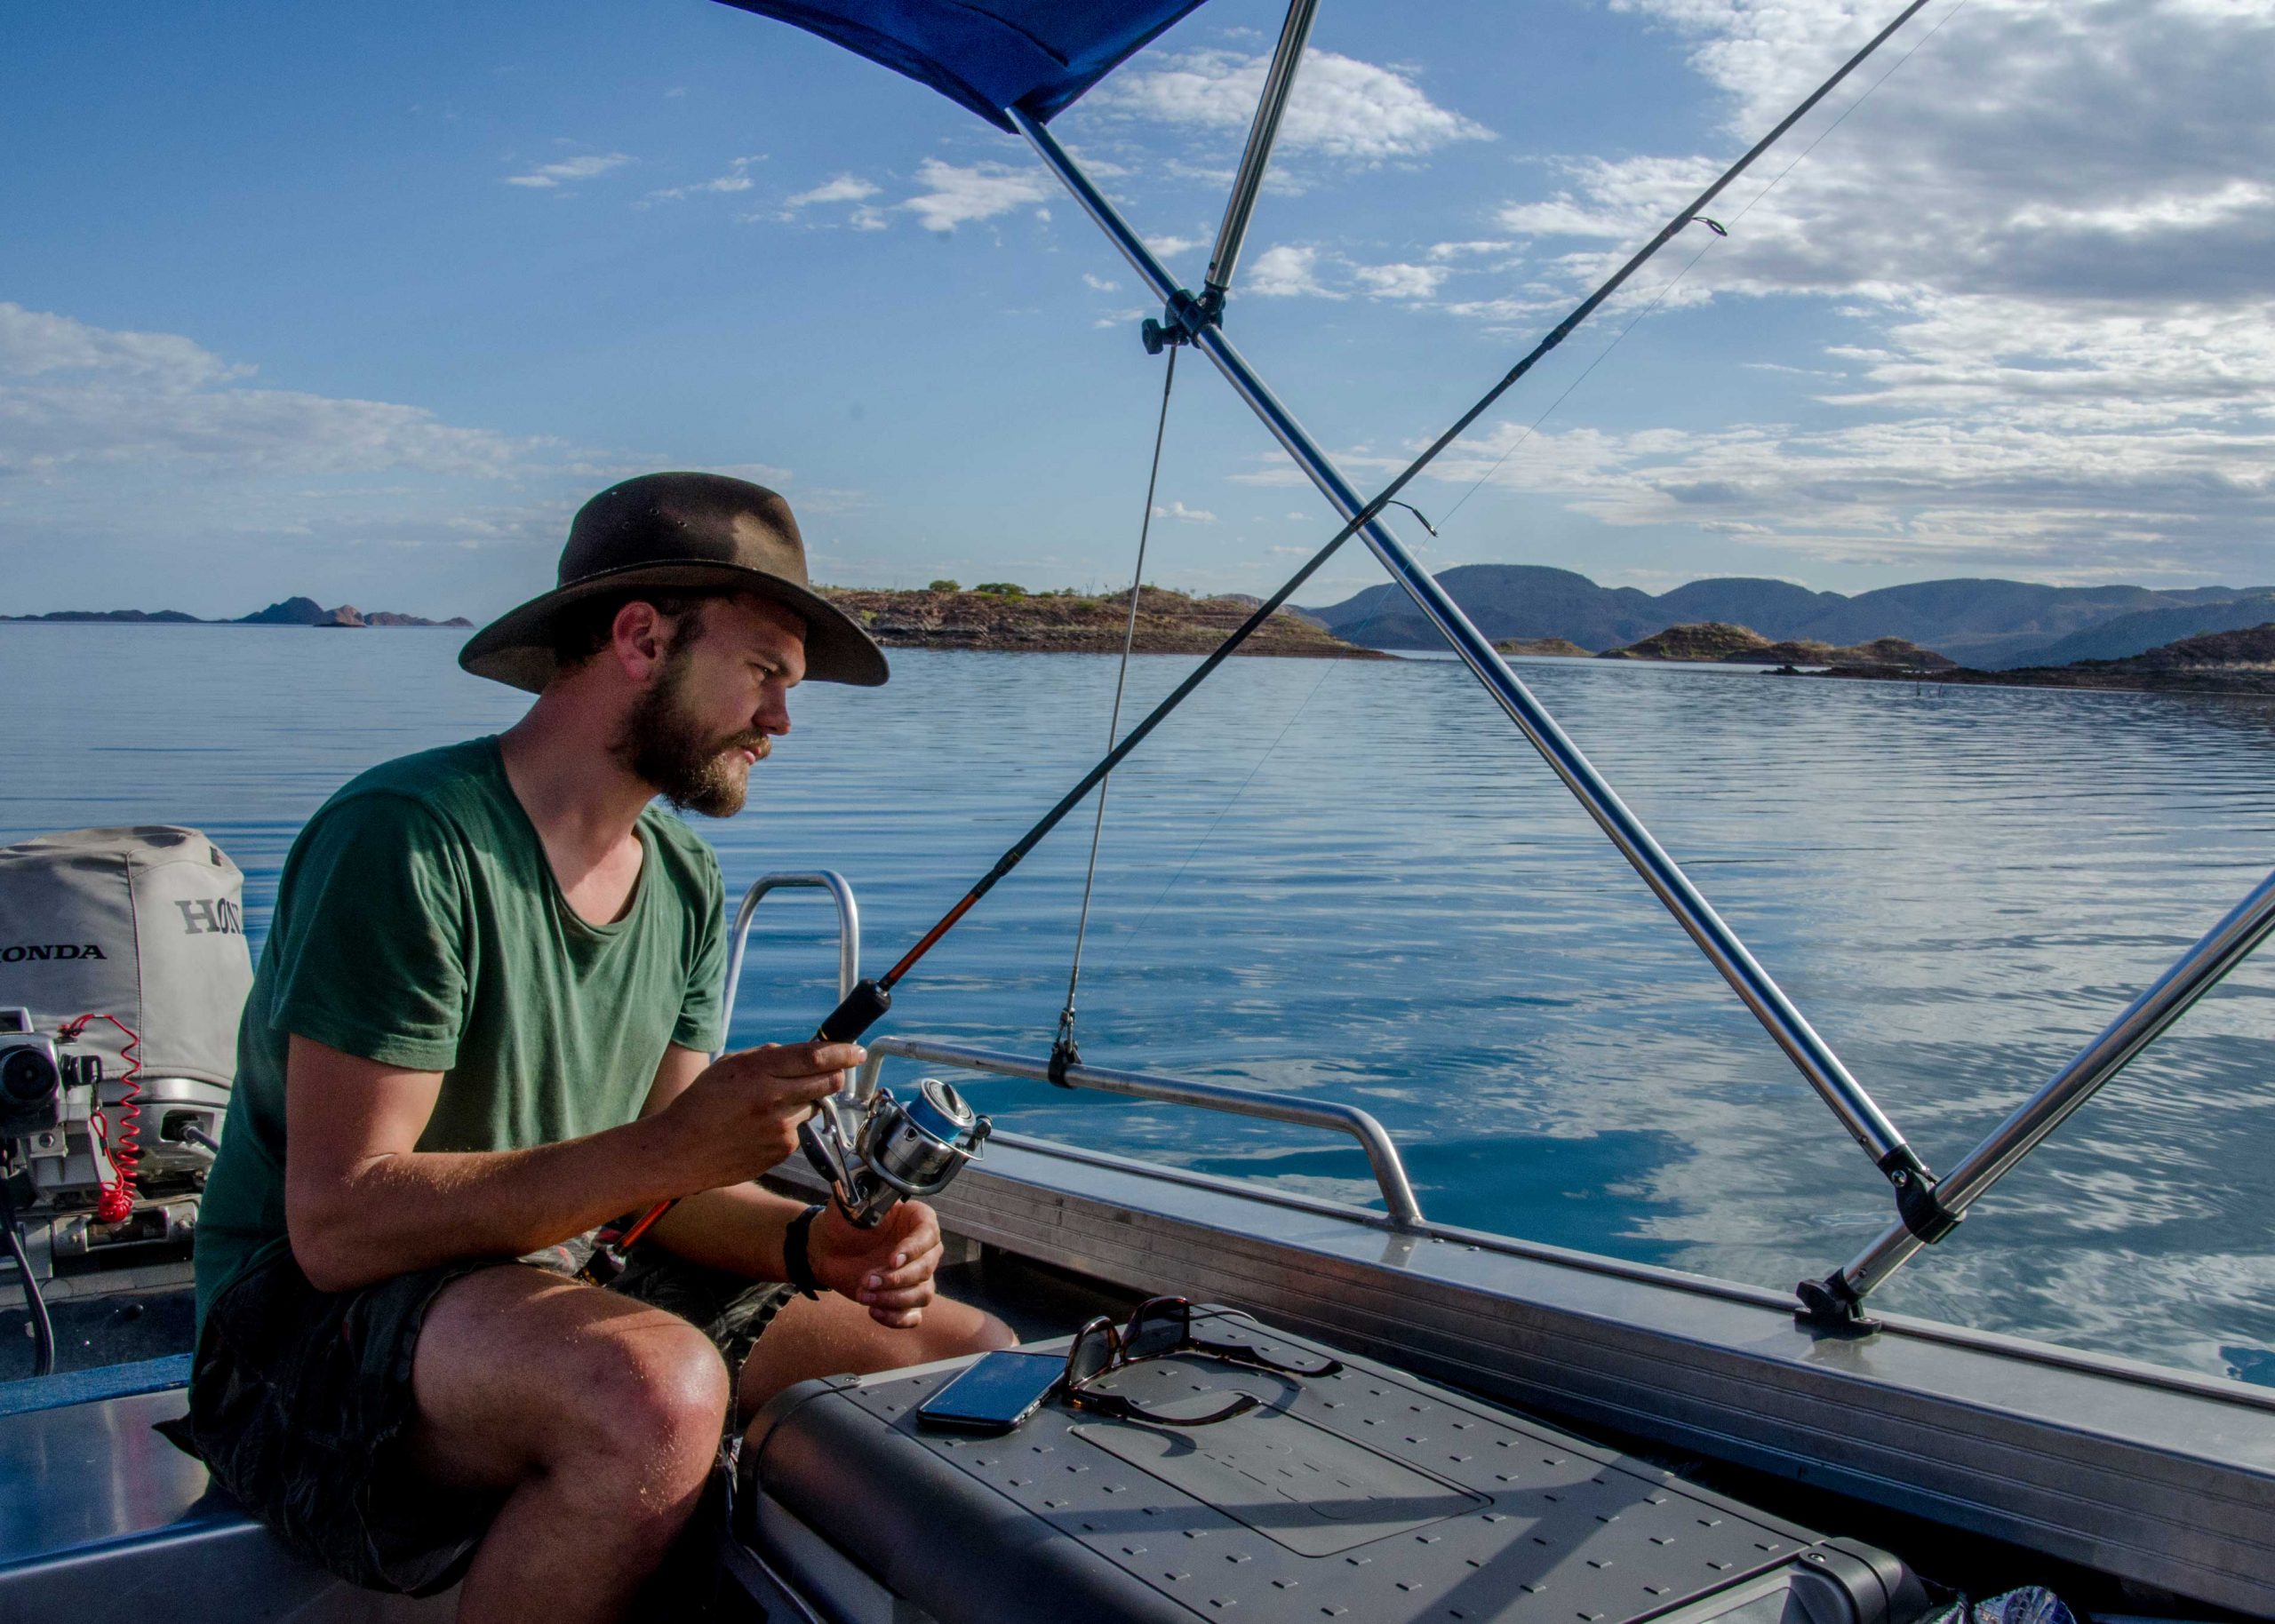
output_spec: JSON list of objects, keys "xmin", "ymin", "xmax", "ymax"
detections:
[{"xmin": 815, "ymin": 978, "xmax": 892, "ymax": 1045}]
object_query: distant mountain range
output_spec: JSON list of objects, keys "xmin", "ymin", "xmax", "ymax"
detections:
[
  {"xmin": 1301, "ymin": 568, "xmax": 2275, "ymax": 670},
  {"xmin": 3, "ymin": 596, "xmax": 471, "ymax": 629}
]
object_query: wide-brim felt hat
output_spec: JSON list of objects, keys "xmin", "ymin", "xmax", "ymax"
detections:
[{"xmin": 459, "ymin": 471, "xmax": 889, "ymax": 692}]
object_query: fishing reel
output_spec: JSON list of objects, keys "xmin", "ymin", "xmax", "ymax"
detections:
[{"xmin": 799, "ymin": 1077, "xmax": 990, "ymax": 1229}]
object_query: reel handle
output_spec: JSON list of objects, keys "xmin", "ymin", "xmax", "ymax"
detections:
[{"xmin": 814, "ymin": 978, "xmax": 891, "ymax": 1046}]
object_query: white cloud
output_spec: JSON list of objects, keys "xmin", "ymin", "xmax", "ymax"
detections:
[
  {"xmin": 899, "ymin": 159, "xmax": 1051, "ymax": 233},
  {"xmin": 1353, "ymin": 262, "xmax": 1449, "ymax": 301},
  {"xmin": 647, "ymin": 155, "xmax": 763, "ymax": 202},
  {"xmin": 1248, "ymin": 245, "xmax": 1340, "ymax": 299},
  {"xmin": 0, "ymin": 304, "xmax": 540, "ymax": 480},
  {"xmin": 1082, "ymin": 273, "xmax": 1122, "ymax": 292},
  {"xmin": 786, "ymin": 173, "xmax": 881, "ymax": 209},
  {"xmin": 0, "ymin": 306, "xmax": 858, "ymax": 613},
  {"xmin": 1151, "ymin": 500, "xmax": 1217, "ymax": 523},
  {"xmin": 503, "ymin": 151, "xmax": 633, "ymax": 189},
  {"xmin": 1452, "ymin": 0, "xmax": 2275, "ymax": 576},
  {"xmin": 1095, "ymin": 47, "xmax": 1492, "ymax": 163}
]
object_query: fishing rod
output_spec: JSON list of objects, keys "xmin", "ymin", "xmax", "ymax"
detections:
[
  {"xmin": 805, "ymin": 0, "xmax": 1937, "ymax": 1052},
  {"xmin": 606, "ymin": 0, "xmax": 1936, "ymax": 1248}
]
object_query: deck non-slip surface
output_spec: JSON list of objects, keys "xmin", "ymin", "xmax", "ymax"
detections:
[{"xmin": 749, "ymin": 1316, "xmax": 1878, "ymax": 1624}]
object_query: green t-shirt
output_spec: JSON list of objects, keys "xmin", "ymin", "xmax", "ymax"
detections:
[{"xmin": 195, "ymin": 736, "xmax": 728, "ymax": 1325}]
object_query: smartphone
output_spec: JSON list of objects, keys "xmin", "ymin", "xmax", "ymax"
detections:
[{"xmin": 917, "ymin": 1350, "xmax": 1066, "ymax": 1434}]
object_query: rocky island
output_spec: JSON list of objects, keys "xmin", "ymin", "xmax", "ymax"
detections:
[
  {"xmin": 1823, "ymin": 622, "xmax": 2275, "ymax": 696},
  {"xmin": 818, "ymin": 582, "xmax": 1379, "ymax": 657},
  {"xmin": 3, "ymin": 595, "xmax": 470, "ymax": 628},
  {"xmin": 1591, "ymin": 622, "xmax": 1956, "ymax": 670},
  {"xmin": 1494, "ymin": 636, "xmax": 1593, "ymax": 658}
]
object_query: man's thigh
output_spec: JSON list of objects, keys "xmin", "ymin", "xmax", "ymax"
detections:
[
  {"xmin": 736, "ymin": 1290, "xmax": 1012, "ymax": 1418},
  {"xmin": 408, "ymin": 1262, "xmax": 730, "ymax": 1493}
]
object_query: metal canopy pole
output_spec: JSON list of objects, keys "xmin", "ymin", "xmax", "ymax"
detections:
[
  {"xmin": 1010, "ymin": 107, "xmax": 1927, "ymax": 1190},
  {"xmin": 1201, "ymin": 0, "xmax": 1321, "ymax": 300},
  {"xmin": 1832, "ymin": 866, "xmax": 2275, "ymax": 1306}
]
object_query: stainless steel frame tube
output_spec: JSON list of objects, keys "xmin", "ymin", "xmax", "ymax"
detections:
[
  {"xmin": 1841, "ymin": 866, "xmax": 2275, "ymax": 1301},
  {"xmin": 721, "ymin": 872, "xmax": 862, "ymax": 1082},
  {"xmin": 1203, "ymin": 0, "xmax": 1320, "ymax": 296},
  {"xmin": 860, "ymin": 1034, "xmax": 1425, "ymax": 1225},
  {"xmin": 1012, "ymin": 107, "xmax": 1914, "ymax": 1171}
]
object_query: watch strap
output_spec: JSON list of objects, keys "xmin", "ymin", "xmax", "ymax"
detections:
[{"xmin": 783, "ymin": 1203, "xmax": 825, "ymax": 1300}]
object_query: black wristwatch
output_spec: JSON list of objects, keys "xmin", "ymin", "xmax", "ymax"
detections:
[{"xmin": 783, "ymin": 1203, "xmax": 825, "ymax": 1301}]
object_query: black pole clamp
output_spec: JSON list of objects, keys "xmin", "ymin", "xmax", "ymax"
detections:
[
  {"xmin": 1875, "ymin": 1146, "xmax": 1962, "ymax": 1244},
  {"xmin": 1141, "ymin": 288, "xmax": 1220, "ymax": 354},
  {"xmin": 1048, "ymin": 1033, "xmax": 1081, "ymax": 1088},
  {"xmin": 1793, "ymin": 1268, "xmax": 1878, "ymax": 1338}
]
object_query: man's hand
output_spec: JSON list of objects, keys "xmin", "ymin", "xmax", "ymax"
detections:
[
  {"xmin": 807, "ymin": 1200, "xmax": 945, "ymax": 1329},
  {"xmin": 651, "ymin": 1041, "xmax": 862, "ymax": 1192}
]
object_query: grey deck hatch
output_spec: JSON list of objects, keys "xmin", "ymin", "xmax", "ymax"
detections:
[{"xmin": 747, "ymin": 1318, "xmax": 1911, "ymax": 1624}]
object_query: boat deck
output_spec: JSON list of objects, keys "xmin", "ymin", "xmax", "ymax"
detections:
[{"xmin": 4, "ymin": 1150, "xmax": 2270, "ymax": 1619}]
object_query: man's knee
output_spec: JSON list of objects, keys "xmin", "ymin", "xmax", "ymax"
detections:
[{"xmin": 561, "ymin": 1312, "xmax": 731, "ymax": 1475}]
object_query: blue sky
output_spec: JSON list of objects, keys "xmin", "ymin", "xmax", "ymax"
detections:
[{"xmin": 4, "ymin": 0, "xmax": 2270, "ymax": 621}]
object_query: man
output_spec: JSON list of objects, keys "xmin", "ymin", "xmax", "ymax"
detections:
[{"xmin": 181, "ymin": 473, "xmax": 1014, "ymax": 1622}]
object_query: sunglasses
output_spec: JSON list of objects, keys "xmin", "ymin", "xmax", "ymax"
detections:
[{"xmin": 1060, "ymin": 1298, "xmax": 1344, "ymax": 1428}]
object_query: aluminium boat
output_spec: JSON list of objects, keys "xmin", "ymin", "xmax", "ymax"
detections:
[{"xmin": 4, "ymin": 3, "xmax": 2271, "ymax": 1620}]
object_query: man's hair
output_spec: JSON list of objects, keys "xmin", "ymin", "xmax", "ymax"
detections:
[{"xmin": 547, "ymin": 589, "xmax": 715, "ymax": 670}]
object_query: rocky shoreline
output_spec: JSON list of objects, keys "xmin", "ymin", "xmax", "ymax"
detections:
[
  {"xmin": 1490, "ymin": 616, "xmax": 2275, "ymax": 696},
  {"xmin": 1494, "ymin": 621, "xmax": 1954, "ymax": 671},
  {"xmin": 1816, "ymin": 622, "xmax": 2275, "ymax": 696},
  {"xmin": 819, "ymin": 585, "xmax": 1383, "ymax": 658},
  {"xmin": 2, "ymin": 595, "xmax": 469, "ymax": 628}
]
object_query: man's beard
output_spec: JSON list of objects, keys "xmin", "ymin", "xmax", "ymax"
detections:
[{"xmin": 616, "ymin": 651, "xmax": 768, "ymax": 818}]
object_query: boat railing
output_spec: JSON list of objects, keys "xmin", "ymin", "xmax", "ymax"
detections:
[
  {"xmin": 719, "ymin": 872, "xmax": 1423, "ymax": 1224},
  {"xmin": 720, "ymin": 872, "xmax": 862, "ymax": 1086},
  {"xmin": 856, "ymin": 1036, "xmax": 1425, "ymax": 1228}
]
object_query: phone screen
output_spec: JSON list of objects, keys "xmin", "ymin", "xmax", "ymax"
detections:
[{"xmin": 917, "ymin": 1350, "xmax": 1066, "ymax": 1432}]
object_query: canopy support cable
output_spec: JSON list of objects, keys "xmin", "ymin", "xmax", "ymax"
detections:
[
  {"xmin": 1053, "ymin": 344, "xmax": 1181, "ymax": 1084},
  {"xmin": 1002, "ymin": 0, "xmax": 1943, "ymax": 1209},
  {"xmin": 806, "ymin": 5, "xmax": 1945, "ymax": 1205}
]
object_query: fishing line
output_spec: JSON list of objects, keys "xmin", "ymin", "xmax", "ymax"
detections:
[
  {"xmin": 1053, "ymin": 344, "xmax": 1180, "ymax": 1074},
  {"xmin": 1084, "ymin": 569, "xmax": 1412, "ymax": 985},
  {"xmin": 1435, "ymin": 0, "xmax": 1972, "ymax": 531},
  {"xmin": 805, "ymin": 0, "xmax": 1937, "ymax": 1049},
  {"xmin": 1041, "ymin": 4, "xmax": 1976, "ymax": 990}
]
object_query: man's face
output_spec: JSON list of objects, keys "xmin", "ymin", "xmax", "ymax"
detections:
[{"xmin": 616, "ymin": 593, "xmax": 807, "ymax": 816}]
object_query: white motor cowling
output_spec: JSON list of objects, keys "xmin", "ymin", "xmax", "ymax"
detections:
[{"xmin": 0, "ymin": 826, "xmax": 252, "ymax": 1236}]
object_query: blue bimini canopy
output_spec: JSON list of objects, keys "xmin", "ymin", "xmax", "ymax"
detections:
[{"xmin": 714, "ymin": 0, "xmax": 1209, "ymax": 129}]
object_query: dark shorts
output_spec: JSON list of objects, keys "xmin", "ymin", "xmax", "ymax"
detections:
[{"xmin": 166, "ymin": 1244, "xmax": 795, "ymax": 1597}]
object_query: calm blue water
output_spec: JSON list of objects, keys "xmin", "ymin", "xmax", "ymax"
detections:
[{"xmin": 4, "ymin": 625, "xmax": 2272, "ymax": 1385}]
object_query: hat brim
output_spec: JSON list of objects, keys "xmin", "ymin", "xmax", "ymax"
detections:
[{"xmin": 458, "ymin": 561, "xmax": 890, "ymax": 692}]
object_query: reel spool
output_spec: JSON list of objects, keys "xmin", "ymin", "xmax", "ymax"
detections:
[{"xmin": 801, "ymin": 1078, "xmax": 990, "ymax": 1229}]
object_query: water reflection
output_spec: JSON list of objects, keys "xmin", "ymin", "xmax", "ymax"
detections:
[{"xmin": 4, "ymin": 626, "xmax": 2271, "ymax": 1383}]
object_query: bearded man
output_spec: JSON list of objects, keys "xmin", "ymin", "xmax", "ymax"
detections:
[{"xmin": 180, "ymin": 473, "xmax": 1013, "ymax": 1623}]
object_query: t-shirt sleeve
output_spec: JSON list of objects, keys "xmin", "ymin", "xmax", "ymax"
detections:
[
  {"xmin": 673, "ymin": 847, "xmax": 729, "ymax": 1054},
  {"xmin": 265, "ymin": 794, "xmax": 471, "ymax": 1071}
]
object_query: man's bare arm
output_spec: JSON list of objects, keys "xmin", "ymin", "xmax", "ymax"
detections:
[
  {"xmin": 283, "ymin": 1033, "xmax": 858, "ymax": 1293},
  {"xmin": 637, "ymin": 1046, "xmax": 946, "ymax": 1328}
]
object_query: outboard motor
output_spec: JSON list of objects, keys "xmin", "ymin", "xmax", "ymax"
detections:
[
  {"xmin": 801, "ymin": 1078, "xmax": 989, "ymax": 1229},
  {"xmin": 0, "ymin": 826, "xmax": 251, "ymax": 1260}
]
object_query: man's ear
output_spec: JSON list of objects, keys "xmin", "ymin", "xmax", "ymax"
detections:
[{"xmin": 609, "ymin": 600, "xmax": 675, "ymax": 684}]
